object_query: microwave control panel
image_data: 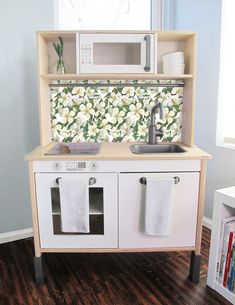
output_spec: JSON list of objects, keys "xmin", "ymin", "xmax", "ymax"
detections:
[{"xmin": 80, "ymin": 44, "xmax": 92, "ymax": 65}]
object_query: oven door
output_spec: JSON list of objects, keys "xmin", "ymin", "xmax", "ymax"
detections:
[
  {"xmin": 35, "ymin": 173, "xmax": 118, "ymax": 249},
  {"xmin": 77, "ymin": 33, "xmax": 156, "ymax": 73}
]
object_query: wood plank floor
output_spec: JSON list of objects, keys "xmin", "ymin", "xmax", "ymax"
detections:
[{"xmin": 0, "ymin": 227, "xmax": 232, "ymax": 305}]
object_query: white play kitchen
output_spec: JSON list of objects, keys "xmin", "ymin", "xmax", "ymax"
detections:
[{"xmin": 25, "ymin": 30, "xmax": 211, "ymax": 284}]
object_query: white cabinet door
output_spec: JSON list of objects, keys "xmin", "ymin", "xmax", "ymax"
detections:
[
  {"xmin": 119, "ymin": 172, "xmax": 199, "ymax": 248},
  {"xmin": 35, "ymin": 173, "xmax": 118, "ymax": 249}
]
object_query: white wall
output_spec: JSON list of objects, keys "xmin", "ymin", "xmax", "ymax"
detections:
[
  {"xmin": 174, "ymin": 0, "xmax": 235, "ymax": 219},
  {"xmin": 0, "ymin": 0, "xmax": 53, "ymax": 233}
]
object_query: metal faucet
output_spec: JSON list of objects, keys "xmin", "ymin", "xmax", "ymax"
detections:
[{"xmin": 148, "ymin": 102, "xmax": 164, "ymax": 144}]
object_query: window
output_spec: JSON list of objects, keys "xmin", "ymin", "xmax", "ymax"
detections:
[
  {"xmin": 216, "ymin": 0, "xmax": 235, "ymax": 147},
  {"xmin": 54, "ymin": 0, "xmax": 163, "ymax": 30}
]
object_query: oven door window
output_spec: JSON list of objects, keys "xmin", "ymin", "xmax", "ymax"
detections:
[
  {"xmin": 51, "ymin": 187, "xmax": 104, "ymax": 235},
  {"xmin": 93, "ymin": 42, "xmax": 141, "ymax": 65}
]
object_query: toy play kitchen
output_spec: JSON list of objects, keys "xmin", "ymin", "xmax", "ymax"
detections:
[{"xmin": 25, "ymin": 30, "xmax": 211, "ymax": 284}]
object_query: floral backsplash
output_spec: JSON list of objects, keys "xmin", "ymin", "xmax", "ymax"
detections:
[{"xmin": 50, "ymin": 80, "xmax": 184, "ymax": 143}]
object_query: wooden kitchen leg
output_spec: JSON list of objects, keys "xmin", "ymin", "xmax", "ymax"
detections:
[
  {"xmin": 188, "ymin": 251, "xmax": 201, "ymax": 283},
  {"xmin": 34, "ymin": 255, "xmax": 45, "ymax": 284}
]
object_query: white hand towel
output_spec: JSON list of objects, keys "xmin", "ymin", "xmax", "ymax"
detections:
[
  {"xmin": 144, "ymin": 178, "xmax": 174, "ymax": 235},
  {"xmin": 59, "ymin": 177, "xmax": 89, "ymax": 233}
]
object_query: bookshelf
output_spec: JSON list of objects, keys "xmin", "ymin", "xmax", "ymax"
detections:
[{"xmin": 207, "ymin": 186, "xmax": 235, "ymax": 304}]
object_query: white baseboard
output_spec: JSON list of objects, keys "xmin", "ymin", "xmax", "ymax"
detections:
[
  {"xmin": 203, "ymin": 216, "xmax": 212, "ymax": 230},
  {"xmin": 0, "ymin": 228, "xmax": 33, "ymax": 244}
]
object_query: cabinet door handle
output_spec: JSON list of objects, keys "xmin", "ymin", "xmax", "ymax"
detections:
[
  {"xmin": 55, "ymin": 177, "xmax": 97, "ymax": 185},
  {"xmin": 144, "ymin": 35, "xmax": 151, "ymax": 72},
  {"xmin": 140, "ymin": 176, "xmax": 180, "ymax": 185}
]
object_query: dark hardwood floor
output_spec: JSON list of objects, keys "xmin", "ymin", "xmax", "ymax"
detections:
[{"xmin": 0, "ymin": 227, "xmax": 231, "ymax": 305}]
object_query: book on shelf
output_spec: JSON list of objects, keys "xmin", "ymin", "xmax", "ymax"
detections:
[
  {"xmin": 217, "ymin": 216, "xmax": 235, "ymax": 285},
  {"xmin": 227, "ymin": 246, "xmax": 235, "ymax": 291},
  {"xmin": 232, "ymin": 248, "xmax": 235, "ymax": 293},
  {"xmin": 223, "ymin": 231, "xmax": 235, "ymax": 287}
]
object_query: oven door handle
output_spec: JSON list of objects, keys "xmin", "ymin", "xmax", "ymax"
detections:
[
  {"xmin": 55, "ymin": 177, "xmax": 97, "ymax": 185},
  {"xmin": 89, "ymin": 177, "xmax": 96, "ymax": 185}
]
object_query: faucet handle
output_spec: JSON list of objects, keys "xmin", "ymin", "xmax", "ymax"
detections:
[{"xmin": 155, "ymin": 128, "xmax": 164, "ymax": 140}]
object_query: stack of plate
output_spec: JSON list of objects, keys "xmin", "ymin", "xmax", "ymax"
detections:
[{"xmin": 162, "ymin": 52, "xmax": 185, "ymax": 75}]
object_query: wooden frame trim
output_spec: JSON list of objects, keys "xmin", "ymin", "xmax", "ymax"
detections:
[
  {"xmin": 28, "ymin": 161, "xmax": 41, "ymax": 257},
  {"xmin": 38, "ymin": 246, "xmax": 195, "ymax": 255},
  {"xmin": 195, "ymin": 160, "xmax": 207, "ymax": 255}
]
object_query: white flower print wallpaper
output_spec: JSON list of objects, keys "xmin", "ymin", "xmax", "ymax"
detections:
[{"xmin": 50, "ymin": 80, "xmax": 184, "ymax": 143}]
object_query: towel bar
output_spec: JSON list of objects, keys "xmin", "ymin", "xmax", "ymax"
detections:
[
  {"xmin": 140, "ymin": 176, "xmax": 180, "ymax": 185},
  {"xmin": 55, "ymin": 177, "xmax": 97, "ymax": 185}
]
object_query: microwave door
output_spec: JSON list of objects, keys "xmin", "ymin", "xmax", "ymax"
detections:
[{"xmin": 78, "ymin": 34, "xmax": 155, "ymax": 74}]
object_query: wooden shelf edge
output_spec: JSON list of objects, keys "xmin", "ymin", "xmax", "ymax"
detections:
[
  {"xmin": 39, "ymin": 245, "xmax": 196, "ymax": 253},
  {"xmin": 40, "ymin": 73, "xmax": 194, "ymax": 80}
]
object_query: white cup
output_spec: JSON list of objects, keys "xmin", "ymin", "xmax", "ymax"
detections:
[
  {"xmin": 162, "ymin": 52, "xmax": 184, "ymax": 65},
  {"xmin": 163, "ymin": 64, "xmax": 185, "ymax": 75}
]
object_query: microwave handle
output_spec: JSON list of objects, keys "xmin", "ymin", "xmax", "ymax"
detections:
[{"xmin": 144, "ymin": 35, "xmax": 151, "ymax": 72}]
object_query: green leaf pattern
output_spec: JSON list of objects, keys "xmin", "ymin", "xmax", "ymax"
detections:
[{"xmin": 50, "ymin": 80, "xmax": 184, "ymax": 143}]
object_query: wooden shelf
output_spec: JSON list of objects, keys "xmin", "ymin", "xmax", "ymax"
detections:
[
  {"xmin": 40, "ymin": 73, "xmax": 194, "ymax": 81},
  {"xmin": 38, "ymin": 30, "xmax": 196, "ymax": 147},
  {"xmin": 38, "ymin": 30, "xmax": 196, "ymax": 41}
]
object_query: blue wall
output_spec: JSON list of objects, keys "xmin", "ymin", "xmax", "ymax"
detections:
[
  {"xmin": 0, "ymin": 0, "xmax": 53, "ymax": 233},
  {"xmin": 174, "ymin": 0, "xmax": 235, "ymax": 219}
]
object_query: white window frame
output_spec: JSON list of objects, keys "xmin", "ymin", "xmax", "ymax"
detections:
[
  {"xmin": 216, "ymin": 0, "xmax": 235, "ymax": 148},
  {"xmin": 53, "ymin": 0, "xmax": 170, "ymax": 31},
  {"xmin": 151, "ymin": 0, "xmax": 163, "ymax": 30}
]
